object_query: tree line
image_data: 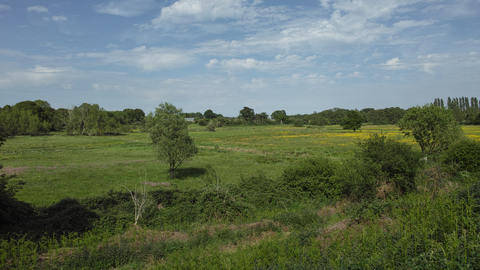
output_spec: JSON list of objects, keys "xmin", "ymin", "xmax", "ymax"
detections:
[
  {"xmin": 0, "ymin": 100, "xmax": 145, "ymax": 136},
  {"xmin": 433, "ymin": 97, "xmax": 480, "ymax": 125}
]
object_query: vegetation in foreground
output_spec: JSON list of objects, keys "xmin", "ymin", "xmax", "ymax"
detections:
[{"xmin": 1, "ymin": 119, "xmax": 480, "ymax": 268}]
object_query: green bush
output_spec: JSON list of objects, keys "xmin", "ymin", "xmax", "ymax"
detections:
[
  {"xmin": 442, "ymin": 139, "xmax": 480, "ymax": 173},
  {"xmin": 237, "ymin": 172, "xmax": 288, "ymax": 207},
  {"xmin": 197, "ymin": 119, "xmax": 208, "ymax": 126},
  {"xmin": 206, "ymin": 121, "xmax": 215, "ymax": 132},
  {"xmin": 293, "ymin": 119, "xmax": 304, "ymax": 127},
  {"xmin": 281, "ymin": 157, "xmax": 341, "ymax": 199},
  {"xmin": 355, "ymin": 133, "xmax": 423, "ymax": 193}
]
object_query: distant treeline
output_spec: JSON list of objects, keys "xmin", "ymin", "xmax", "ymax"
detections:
[
  {"xmin": 433, "ymin": 97, "xmax": 480, "ymax": 125},
  {"xmin": 0, "ymin": 100, "xmax": 145, "ymax": 136},
  {"xmin": 1, "ymin": 97, "xmax": 479, "ymax": 137}
]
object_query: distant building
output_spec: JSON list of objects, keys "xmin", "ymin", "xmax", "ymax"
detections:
[{"xmin": 185, "ymin": 118, "xmax": 195, "ymax": 122}]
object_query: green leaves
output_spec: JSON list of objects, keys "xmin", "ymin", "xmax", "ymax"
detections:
[
  {"xmin": 146, "ymin": 102, "xmax": 198, "ymax": 178},
  {"xmin": 397, "ymin": 104, "xmax": 463, "ymax": 154}
]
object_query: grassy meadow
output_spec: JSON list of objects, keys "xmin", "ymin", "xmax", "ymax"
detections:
[
  {"xmin": 2, "ymin": 124, "xmax": 480, "ymax": 269},
  {"xmin": 1, "ymin": 124, "xmax": 418, "ymax": 206}
]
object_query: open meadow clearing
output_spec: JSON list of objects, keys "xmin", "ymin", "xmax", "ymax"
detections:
[
  {"xmin": 1, "ymin": 124, "xmax": 422, "ymax": 206},
  {"xmin": 2, "ymin": 124, "xmax": 480, "ymax": 269}
]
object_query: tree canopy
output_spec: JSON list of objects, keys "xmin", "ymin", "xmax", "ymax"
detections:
[
  {"xmin": 146, "ymin": 102, "xmax": 198, "ymax": 178},
  {"xmin": 397, "ymin": 104, "xmax": 463, "ymax": 154},
  {"xmin": 340, "ymin": 110, "xmax": 363, "ymax": 132}
]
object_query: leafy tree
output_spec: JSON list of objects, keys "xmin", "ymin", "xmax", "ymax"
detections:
[
  {"xmin": 146, "ymin": 102, "xmax": 198, "ymax": 178},
  {"xmin": 271, "ymin": 110, "xmax": 289, "ymax": 124},
  {"xmin": 204, "ymin": 109, "xmax": 217, "ymax": 119},
  {"xmin": 397, "ymin": 104, "xmax": 463, "ymax": 154},
  {"xmin": 239, "ymin": 107, "xmax": 255, "ymax": 122},
  {"xmin": 340, "ymin": 110, "xmax": 363, "ymax": 132}
]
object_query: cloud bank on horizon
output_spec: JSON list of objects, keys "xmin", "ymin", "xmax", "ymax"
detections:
[{"xmin": 0, "ymin": 0, "xmax": 479, "ymax": 116}]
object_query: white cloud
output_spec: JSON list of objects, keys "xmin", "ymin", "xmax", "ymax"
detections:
[
  {"xmin": 94, "ymin": 0, "xmax": 156, "ymax": 17},
  {"xmin": 376, "ymin": 57, "xmax": 407, "ymax": 70},
  {"xmin": 335, "ymin": 71, "xmax": 363, "ymax": 78},
  {"xmin": 393, "ymin": 19, "xmax": 435, "ymax": 29},
  {"xmin": 152, "ymin": 0, "xmax": 248, "ymax": 26},
  {"xmin": 145, "ymin": 0, "xmax": 288, "ymax": 30},
  {"xmin": 242, "ymin": 78, "xmax": 267, "ymax": 90},
  {"xmin": 79, "ymin": 46, "xmax": 194, "ymax": 71},
  {"xmin": 27, "ymin": 6, "xmax": 49, "ymax": 13},
  {"xmin": 0, "ymin": 4, "xmax": 11, "ymax": 11},
  {"xmin": 206, "ymin": 54, "xmax": 316, "ymax": 73},
  {"xmin": 52, "ymin": 15, "xmax": 68, "ymax": 22},
  {"xmin": 0, "ymin": 66, "xmax": 76, "ymax": 88},
  {"xmin": 43, "ymin": 17, "xmax": 50, "ymax": 22}
]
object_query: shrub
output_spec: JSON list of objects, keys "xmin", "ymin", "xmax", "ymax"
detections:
[
  {"xmin": 442, "ymin": 139, "xmax": 480, "ymax": 173},
  {"xmin": 206, "ymin": 121, "xmax": 215, "ymax": 132},
  {"xmin": 293, "ymin": 119, "xmax": 304, "ymax": 127},
  {"xmin": 197, "ymin": 119, "xmax": 208, "ymax": 126},
  {"xmin": 282, "ymin": 157, "xmax": 341, "ymax": 199},
  {"xmin": 237, "ymin": 172, "xmax": 288, "ymax": 207},
  {"xmin": 355, "ymin": 133, "xmax": 423, "ymax": 193}
]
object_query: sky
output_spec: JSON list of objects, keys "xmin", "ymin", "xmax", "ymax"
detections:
[{"xmin": 0, "ymin": 0, "xmax": 479, "ymax": 116}]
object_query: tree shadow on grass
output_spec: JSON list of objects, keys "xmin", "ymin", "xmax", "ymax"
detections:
[{"xmin": 174, "ymin": 167, "xmax": 207, "ymax": 180}]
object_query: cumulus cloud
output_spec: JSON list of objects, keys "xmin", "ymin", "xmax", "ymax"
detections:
[
  {"xmin": 144, "ymin": 0, "xmax": 288, "ymax": 30},
  {"xmin": 94, "ymin": 0, "xmax": 156, "ymax": 17},
  {"xmin": 27, "ymin": 6, "xmax": 49, "ymax": 13},
  {"xmin": 0, "ymin": 4, "xmax": 11, "ymax": 11},
  {"xmin": 52, "ymin": 15, "xmax": 68, "ymax": 22},
  {"xmin": 79, "ymin": 46, "xmax": 194, "ymax": 71}
]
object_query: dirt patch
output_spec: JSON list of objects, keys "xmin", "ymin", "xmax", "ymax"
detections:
[
  {"xmin": 0, "ymin": 166, "xmax": 29, "ymax": 176},
  {"xmin": 145, "ymin": 182, "xmax": 171, "ymax": 187}
]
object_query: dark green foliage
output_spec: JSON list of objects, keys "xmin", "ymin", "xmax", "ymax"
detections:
[
  {"xmin": 197, "ymin": 189, "xmax": 252, "ymax": 221},
  {"xmin": 271, "ymin": 110, "xmax": 289, "ymax": 124},
  {"xmin": 197, "ymin": 118, "xmax": 208, "ymax": 126},
  {"xmin": 457, "ymin": 180, "xmax": 480, "ymax": 213},
  {"xmin": 239, "ymin": 106, "xmax": 255, "ymax": 122},
  {"xmin": 237, "ymin": 172, "xmax": 288, "ymax": 207},
  {"xmin": 355, "ymin": 133, "xmax": 423, "ymax": 193},
  {"xmin": 282, "ymin": 157, "xmax": 341, "ymax": 199},
  {"xmin": 336, "ymin": 158, "xmax": 379, "ymax": 200},
  {"xmin": 340, "ymin": 110, "xmax": 363, "ymax": 132},
  {"xmin": 345, "ymin": 199, "xmax": 393, "ymax": 222},
  {"xmin": 293, "ymin": 119, "xmax": 304, "ymax": 127},
  {"xmin": 442, "ymin": 139, "xmax": 480, "ymax": 173}
]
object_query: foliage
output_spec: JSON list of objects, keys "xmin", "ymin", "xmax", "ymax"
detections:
[
  {"xmin": 271, "ymin": 110, "xmax": 289, "ymax": 124},
  {"xmin": 146, "ymin": 102, "xmax": 198, "ymax": 178},
  {"xmin": 204, "ymin": 109, "xmax": 217, "ymax": 119},
  {"xmin": 206, "ymin": 121, "xmax": 216, "ymax": 132},
  {"xmin": 340, "ymin": 110, "xmax": 363, "ymax": 132},
  {"xmin": 442, "ymin": 139, "xmax": 480, "ymax": 173},
  {"xmin": 239, "ymin": 106, "xmax": 255, "ymax": 122},
  {"xmin": 398, "ymin": 104, "xmax": 463, "ymax": 154},
  {"xmin": 236, "ymin": 172, "xmax": 288, "ymax": 207},
  {"xmin": 355, "ymin": 133, "xmax": 423, "ymax": 193},
  {"xmin": 293, "ymin": 118, "xmax": 304, "ymax": 127},
  {"xmin": 282, "ymin": 157, "xmax": 341, "ymax": 199},
  {"xmin": 197, "ymin": 118, "xmax": 208, "ymax": 126}
]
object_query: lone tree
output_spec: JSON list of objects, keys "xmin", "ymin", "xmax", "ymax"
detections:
[
  {"xmin": 146, "ymin": 102, "xmax": 198, "ymax": 178},
  {"xmin": 340, "ymin": 110, "xmax": 363, "ymax": 132},
  {"xmin": 397, "ymin": 104, "xmax": 463, "ymax": 155}
]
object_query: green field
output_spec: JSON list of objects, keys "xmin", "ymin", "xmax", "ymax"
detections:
[{"xmin": 2, "ymin": 124, "xmax": 480, "ymax": 269}]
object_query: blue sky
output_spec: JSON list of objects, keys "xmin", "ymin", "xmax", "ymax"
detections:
[{"xmin": 0, "ymin": 0, "xmax": 479, "ymax": 116}]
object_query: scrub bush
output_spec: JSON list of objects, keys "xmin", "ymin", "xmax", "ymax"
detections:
[
  {"xmin": 281, "ymin": 157, "xmax": 341, "ymax": 199},
  {"xmin": 442, "ymin": 139, "xmax": 480, "ymax": 173}
]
